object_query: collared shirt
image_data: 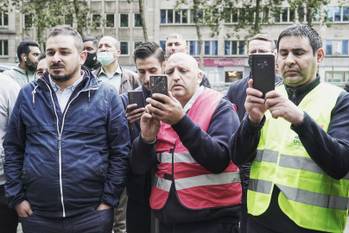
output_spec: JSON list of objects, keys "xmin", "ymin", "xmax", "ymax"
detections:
[
  {"xmin": 49, "ymin": 75, "xmax": 83, "ymax": 112},
  {"xmin": 97, "ymin": 65, "xmax": 122, "ymax": 93},
  {"xmin": 183, "ymin": 86, "xmax": 205, "ymax": 113}
]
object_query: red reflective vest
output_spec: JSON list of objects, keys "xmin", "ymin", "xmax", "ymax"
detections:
[{"xmin": 150, "ymin": 88, "xmax": 242, "ymax": 210}]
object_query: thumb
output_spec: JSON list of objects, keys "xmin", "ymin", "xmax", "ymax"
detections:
[{"xmin": 247, "ymin": 79, "xmax": 253, "ymax": 88}]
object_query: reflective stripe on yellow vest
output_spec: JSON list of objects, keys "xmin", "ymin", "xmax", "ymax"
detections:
[{"xmin": 248, "ymin": 83, "xmax": 349, "ymax": 232}]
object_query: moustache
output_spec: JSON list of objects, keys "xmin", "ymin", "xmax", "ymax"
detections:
[{"xmin": 50, "ymin": 64, "xmax": 65, "ymax": 69}]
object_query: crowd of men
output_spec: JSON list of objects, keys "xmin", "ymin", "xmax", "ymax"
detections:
[{"xmin": 0, "ymin": 23, "xmax": 349, "ymax": 233}]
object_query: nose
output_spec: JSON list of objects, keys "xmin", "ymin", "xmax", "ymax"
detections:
[
  {"xmin": 285, "ymin": 53, "xmax": 296, "ymax": 66},
  {"xmin": 52, "ymin": 53, "xmax": 62, "ymax": 63}
]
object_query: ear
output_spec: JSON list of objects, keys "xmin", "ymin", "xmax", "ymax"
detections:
[
  {"xmin": 21, "ymin": 53, "xmax": 27, "ymax": 62},
  {"xmin": 316, "ymin": 48, "xmax": 325, "ymax": 64},
  {"xmin": 197, "ymin": 70, "xmax": 204, "ymax": 84},
  {"xmin": 80, "ymin": 50, "xmax": 87, "ymax": 65}
]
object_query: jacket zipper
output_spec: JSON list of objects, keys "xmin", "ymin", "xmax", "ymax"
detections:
[{"xmin": 44, "ymin": 81, "xmax": 97, "ymax": 217}]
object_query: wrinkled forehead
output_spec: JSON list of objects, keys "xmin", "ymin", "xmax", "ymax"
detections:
[
  {"xmin": 166, "ymin": 37, "xmax": 186, "ymax": 45},
  {"xmin": 278, "ymin": 36, "xmax": 312, "ymax": 51},
  {"xmin": 166, "ymin": 54, "xmax": 198, "ymax": 70},
  {"xmin": 46, "ymin": 35, "xmax": 79, "ymax": 51},
  {"xmin": 98, "ymin": 37, "xmax": 118, "ymax": 48}
]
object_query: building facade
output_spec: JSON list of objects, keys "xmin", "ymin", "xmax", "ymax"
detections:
[{"xmin": 0, "ymin": 0, "xmax": 348, "ymax": 88}]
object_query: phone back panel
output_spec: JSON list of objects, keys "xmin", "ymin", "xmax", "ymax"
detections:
[{"xmin": 251, "ymin": 54, "xmax": 275, "ymax": 96}]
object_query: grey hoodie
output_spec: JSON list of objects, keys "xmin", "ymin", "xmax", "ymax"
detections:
[
  {"xmin": 0, "ymin": 75, "xmax": 20, "ymax": 185},
  {"xmin": 2, "ymin": 65, "xmax": 36, "ymax": 87}
]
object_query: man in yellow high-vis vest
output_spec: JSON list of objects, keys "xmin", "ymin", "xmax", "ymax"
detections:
[{"xmin": 230, "ymin": 24, "xmax": 349, "ymax": 233}]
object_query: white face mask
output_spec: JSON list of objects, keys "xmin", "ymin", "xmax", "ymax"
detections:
[{"xmin": 97, "ymin": 52, "xmax": 115, "ymax": 66}]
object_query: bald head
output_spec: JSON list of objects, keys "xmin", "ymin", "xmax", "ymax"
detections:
[
  {"xmin": 165, "ymin": 53, "xmax": 202, "ymax": 106},
  {"xmin": 167, "ymin": 52, "xmax": 199, "ymax": 70}
]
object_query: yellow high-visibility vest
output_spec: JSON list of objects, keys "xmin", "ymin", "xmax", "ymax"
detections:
[{"xmin": 248, "ymin": 82, "xmax": 349, "ymax": 232}]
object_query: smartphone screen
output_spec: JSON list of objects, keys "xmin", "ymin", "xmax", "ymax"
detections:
[
  {"xmin": 149, "ymin": 75, "xmax": 168, "ymax": 96},
  {"xmin": 128, "ymin": 90, "xmax": 145, "ymax": 108},
  {"xmin": 250, "ymin": 54, "xmax": 275, "ymax": 96}
]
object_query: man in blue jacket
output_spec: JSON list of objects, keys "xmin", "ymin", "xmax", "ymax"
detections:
[{"xmin": 4, "ymin": 26, "xmax": 130, "ymax": 233}]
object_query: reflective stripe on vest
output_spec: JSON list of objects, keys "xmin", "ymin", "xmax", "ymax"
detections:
[
  {"xmin": 256, "ymin": 149, "xmax": 349, "ymax": 180},
  {"xmin": 249, "ymin": 178, "xmax": 349, "ymax": 210},
  {"xmin": 157, "ymin": 152, "xmax": 196, "ymax": 164},
  {"xmin": 155, "ymin": 172, "xmax": 241, "ymax": 192}
]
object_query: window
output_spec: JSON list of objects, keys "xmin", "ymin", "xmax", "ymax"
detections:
[
  {"xmin": 297, "ymin": 7, "xmax": 305, "ymax": 22},
  {"xmin": 134, "ymin": 13, "xmax": 142, "ymax": 27},
  {"xmin": 344, "ymin": 7, "xmax": 349, "ymax": 21},
  {"xmin": 326, "ymin": 6, "xmax": 349, "ymax": 22},
  {"xmin": 65, "ymin": 14, "xmax": 73, "ymax": 26},
  {"xmin": 274, "ymin": 7, "xmax": 296, "ymax": 23},
  {"xmin": 167, "ymin": 10, "xmax": 173, "ymax": 24},
  {"xmin": 225, "ymin": 40, "xmax": 245, "ymax": 55},
  {"xmin": 342, "ymin": 40, "xmax": 349, "ymax": 55},
  {"xmin": 325, "ymin": 71, "xmax": 349, "ymax": 87},
  {"xmin": 159, "ymin": 40, "xmax": 166, "ymax": 51},
  {"xmin": 325, "ymin": 40, "xmax": 349, "ymax": 56},
  {"xmin": 204, "ymin": 41, "xmax": 218, "ymax": 56},
  {"xmin": 106, "ymin": 14, "xmax": 115, "ymax": 27},
  {"xmin": 161, "ymin": 9, "xmax": 189, "ymax": 24},
  {"xmin": 281, "ymin": 8, "xmax": 288, "ymax": 22},
  {"xmin": 190, "ymin": 9, "xmax": 203, "ymax": 24},
  {"xmin": 92, "ymin": 14, "xmax": 102, "ymax": 27},
  {"xmin": 120, "ymin": 14, "xmax": 129, "ymax": 27},
  {"xmin": 120, "ymin": 42, "xmax": 128, "ymax": 55},
  {"xmin": 24, "ymin": 14, "xmax": 33, "ymax": 28},
  {"xmin": 0, "ymin": 11, "xmax": 8, "ymax": 27},
  {"xmin": 262, "ymin": 7, "xmax": 269, "ymax": 23},
  {"xmin": 160, "ymin": 9, "xmax": 166, "ymax": 24},
  {"xmin": 0, "ymin": 40, "xmax": 8, "ymax": 56},
  {"xmin": 189, "ymin": 41, "xmax": 200, "ymax": 56}
]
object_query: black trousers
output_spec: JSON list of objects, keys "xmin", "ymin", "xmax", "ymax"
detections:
[
  {"xmin": 21, "ymin": 208, "xmax": 113, "ymax": 233},
  {"xmin": 0, "ymin": 185, "xmax": 18, "ymax": 233},
  {"xmin": 159, "ymin": 219, "xmax": 239, "ymax": 233},
  {"xmin": 126, "ymin": 199, "xmax": 151, "ymax": 233}
]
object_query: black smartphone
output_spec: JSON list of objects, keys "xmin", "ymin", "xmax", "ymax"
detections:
[
  {"xmin": 128, "ymin": 90, "xmax": 145, "ymax": 108},
  {"xmin": 250, "ymin": 54, "xmax": 275, "ymax": 96},
  {"xmin": 149, "ymin": 75, "xmax": 168, "ymax": 96}
]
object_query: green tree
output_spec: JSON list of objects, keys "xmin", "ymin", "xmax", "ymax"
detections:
[
  {"xmin": 0, "ymin": 0, "xmax": 90, "ymax": 47},
  {"xmin": 288, "ymin": 0, "xmax": 330, "ymax": 26},
  {"xmin": 128, "ymin": 0, "xmax": 149, "ymax": 41}
]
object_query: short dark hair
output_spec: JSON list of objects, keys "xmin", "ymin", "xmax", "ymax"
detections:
[
  {"xmin": 83, "ymin": 35, "xmax": 98, "ymax": 48},
  {"xmin": 133, "ymin": 42, "xmax": 165, "ymax": 63},
  {"xmin": 47, "ymin": 25, "xmax": 83, "ymax": 52},
  {"xmin": 17, "ymin": 40, "xmax": 39, "ymax": 62},
  {"xmin": 277, "ymin": 24, "xmax": 322, "ymax": 54}
]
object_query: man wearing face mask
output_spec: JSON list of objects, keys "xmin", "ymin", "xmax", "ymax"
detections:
[
  {"xmin": 2, "ymin": 40, "xmax": 41, "ymax": 87},
  {"xmin": 83, "ymin": 36, "xmax": 100, "ymax": 71},
  {"xmin": 94, "ymin": 36, "xmax": 139, "ymax": 94}
]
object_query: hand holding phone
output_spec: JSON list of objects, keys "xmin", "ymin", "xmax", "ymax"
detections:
[
  {"xmin": 128, "ymin": 90, "xmax": 145, "ymax": 108},
  {"xmin": 250, "ymin": 54, "xmax": 275, "ymax": 97},
  {"xmin": 127, "ymin": 90, "xmax": 145, "ymax": 123}
]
